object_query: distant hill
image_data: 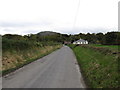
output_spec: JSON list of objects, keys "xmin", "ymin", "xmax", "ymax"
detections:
[
  {"xmin": 37, "ymin": 31, "xmax": 60, "ymax": 36},
  {"xmin": 36, "ymin": 31, "xmax": 69, "ymax": 43}
]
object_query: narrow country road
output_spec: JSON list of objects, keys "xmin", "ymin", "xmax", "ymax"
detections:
[{"xmin": 2, "ymin": 46, "xmax": 86, "ymax": 88}]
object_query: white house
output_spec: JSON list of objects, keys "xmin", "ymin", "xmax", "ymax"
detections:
[{"xmin": 73, "ymin": 39, "xmax": 88, "ymax": 45}]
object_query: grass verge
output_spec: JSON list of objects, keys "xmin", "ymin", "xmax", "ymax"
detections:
[
  {"xmin": 2, "ymin": 45, "xmax": 62, "ymax": 76},
  {"xmin": 69, "ymin": 44, "xmax": 119, "ymax": 88}
]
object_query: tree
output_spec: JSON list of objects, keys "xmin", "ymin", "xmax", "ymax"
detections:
[{"xmin": 104, "ymin": 32, "xmax": 118, "ymax": 45}]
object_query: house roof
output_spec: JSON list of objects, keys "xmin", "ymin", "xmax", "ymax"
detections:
[{"xmin": 74, "ymin": 39, "xmax": 88, "ymax": 43}]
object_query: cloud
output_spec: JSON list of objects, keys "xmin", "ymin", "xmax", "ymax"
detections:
[
  {"xmin": 0, "ymin": 24, "xmax": 118, "ymax": 35},
  {"xmin": 0, "ymin": 21, "xmax": 52, "ymax": 28},
  {"xmin": 22, "ymin": 29, "xmax": 41, "ymax": 34},
  {"xmin": 56, "ymin": 27, "xmax": 118, "ymax": 35},
  {"xmin": 0, "ymin": 0, "xmax": 118, "ymax": 35}
]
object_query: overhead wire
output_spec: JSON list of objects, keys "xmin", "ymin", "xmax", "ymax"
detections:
[{"xmin": 72, "ymin": 0, "xmax": 80, "ymax": 31}]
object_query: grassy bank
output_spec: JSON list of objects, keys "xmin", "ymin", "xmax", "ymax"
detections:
[
  {"xmin": 89, "ymin": 44, "xmax": 119, "ymax": 51},
  {"xmin": 2, "ymin": 38, "xmax": 62, "ymax": 76},
  {"xmin": 2, "ymin": 45, "xmax": 62, "ymax": 76},
  {"xmin": 69, "ymin": 44, "xmax": 119, "ymax": 88}
]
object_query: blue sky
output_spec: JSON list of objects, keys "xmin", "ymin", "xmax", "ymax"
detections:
[{"xmin": 0, "ymin": 0, "xmax": 119, "ymax": 35}]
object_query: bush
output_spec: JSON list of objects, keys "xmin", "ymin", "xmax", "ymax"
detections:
[{"xmin": 2, "ymin": 38, "xmax": 61, "ymax": 52}]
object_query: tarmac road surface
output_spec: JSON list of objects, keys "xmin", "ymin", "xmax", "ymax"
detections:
[{"xmin": 2, "ymin": 46, "xmax": 86, "ymax": 88}]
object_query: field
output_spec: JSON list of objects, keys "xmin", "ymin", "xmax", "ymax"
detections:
[
  {"xmin": 69, "ymin": 44, "xmax": 119, "ymax": 88},
  {"xmin": 89, "ymin": 44, "xmax": 119, "ymax": 51}
]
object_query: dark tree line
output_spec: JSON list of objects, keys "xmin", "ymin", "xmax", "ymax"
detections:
[
  {"xmin": 2, "ymin": 31, "xmax": 120, "ymax": 45},
  {"xmin": 68, "ymin": 32, "xmax": 120, "ymax": 45}
]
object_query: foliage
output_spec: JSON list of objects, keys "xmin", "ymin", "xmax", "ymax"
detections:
[
  {"xmin": 2, "ymin": 31, "xmax": 120, "ymax": 45},
  {"xmin": 2, "ymin": 32, "xmax": 62, "ymax": 75},
  {"xmin": 69, "ymin": 31, "xmax": 120, "ymax": 45},
  {"xmin": 2, "ymin": 38, "xmax": 34, "ymax": 51},
  {"xmin": 2, "ymin": 37, "xmax": 60, "ymax": 52}
]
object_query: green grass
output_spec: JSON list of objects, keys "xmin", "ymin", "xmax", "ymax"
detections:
[
  {"xmin": 69, "ymin": 44, "xmax": 119, "ymax": 88},
  {"xmin": 89, "ymin": 44, "xmax": 119, "ymax": 51}
]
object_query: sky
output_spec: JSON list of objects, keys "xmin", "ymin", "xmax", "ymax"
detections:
[{"xmin": 0, "ymin": 0, "xmax": 119, "ymax": 35}]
